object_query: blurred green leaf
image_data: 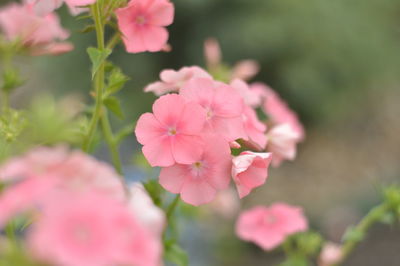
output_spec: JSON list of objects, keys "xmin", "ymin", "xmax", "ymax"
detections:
[
  {"xmin": 87, "ymin": 47, "xmax": 112, "ymax": 79},
  {"xmin": 103, "ymin": 96, "xmax": 124, "ymax": 119},
  {"xmin": 164, "ymin": 242, "xmax": 189, "ymax": 266}
]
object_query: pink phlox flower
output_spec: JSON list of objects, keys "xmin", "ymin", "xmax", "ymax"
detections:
[
  {"xmin": 24, "ymin": 0, "xmax": 95, "ymax": 16},
  {"xmin": 128, "ymin": 183, "xmax": 166, "ymax": 236},
  {"xmin": 135, "ymin": 93, "xmax": 206, "ymax": 167},
  {"xmin": 242, "ymin": 106, "xmax": 267, "ymax": 150},
  {"xmin": 231, "ymin": 60, "xmax": 260, "ymax": 81},
  {"xmin": 144, "ymin": 66, "xmax": 211, "ymax": 96},
  {"xmin": 180, "ymin": 77, "xmax": 247, "ymax": 142},
  {"xmin": 267, "ymin": 123, "xmax": 301, "ymax": 167},
  {"xmin": 232, "ymin": 151, "xmax": 272, "ymax": 198},
  {"xmin": 236, "ymin": 203, "xmax": 308, "ymax": 251},
  {"xmin": 159, "ymin": 134, "xmax": 232, "ymax": 206},
  {"xmin": 116, "ymin": 0, "xmax": 174, "ymax": 53},
  {"xmin": 318, "ymin": 242, "xmax": 343, "ymax": 266},
  {"xmin": 0, "ymin": 2, "xmax": 73, "ymax": 55},
  {"xmin": 230, "ymin": 79, "xmax": 262, "ymax": 108}
]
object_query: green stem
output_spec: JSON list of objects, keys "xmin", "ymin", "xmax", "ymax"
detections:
[
  {"xmin": 5, "ymin": 221, "xmax": 16, "ymax": 244},
  {"xmin": 166, "ymin": 195, "xmax": 181, "ymax": 221},
  {"xmin": 337, "ymin": 203, "xmax": 389, "ymax": 265},
  {"xmin": 106, "ymin": 32, "xmax": 121, "ymax": 50},
  {"xmin": 82, "ymin": 3, "xmax": 106, "ymax": 152},
  {"xmin": 100, "ymin": 111, "xmax": 122, "ymax": 174}
]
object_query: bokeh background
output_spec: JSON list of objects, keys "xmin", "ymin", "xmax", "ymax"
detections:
[{"xmin": 3, "ymin": 0, "xmax": 400, "ymax": 265}]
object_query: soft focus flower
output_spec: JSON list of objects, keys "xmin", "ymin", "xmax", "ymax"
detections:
[
  {"xmin": 28, "ymin": 191, "xmax": 161, "ymax": 266},
  {"xmin": 204, "ymin": 38, "xmax": 221, "ymax": 69},
  {"xmin": 128, "ymin": 183, "xmax": 165, "ymax": 236},
  {"xmin": 116, "ymin": 0, "xmax": 174, "ymax": 53},
  {"xmin": 259, "ymin": 83, "xmax": 305, "ymax": 140},
  {"xmin": 267, "ymin": 124, "xmax": 301, "ymax": 167},
  {"xmin": 232, "ymin": 151, "xmax": 272, "ymax": 198},
  {"xmin": 230, "ymin": 79, "xmax": 262, "ymax": 108},
  {"xmin": 0, "ymin": 2, "xmax": 73, "ymax": 55},
  {"xmin": 135, "ymin": 94, "xmax": 206, "ymax": 167},
  {"xmin": 0, "ymin": 146, "xmax": 124, "ymax": 227},
  {"xmin": 208, "ymin": 188, "xmax": 240, "ymax": 219},
  {"xmin": 236, "ymin": 203, "xmax": 308, "ymax": 250},
  {"xmin": 231, "ymin": 60, "xmax": 260, "ymax": 81},
  {"xmin": 144, "ymin": 66, "xmax": 211, "ymax": 96},
  {"xmin": 25, "ymin": 0, "xmax": 96, "ymax": 16},
  {"xmin": 318, "ymin": 242, "xmax": 343, "ymax": 266},
  {"xmin": 242, "ymin": 106, "xmax": 267, "ymax": 150},
  {"xmin": 159, "ymin": 134, "xmax": 231, "ymax": 206},
  {"xmin": 180, "ymin": 77, "xmax": 246, "ymax": 142}
]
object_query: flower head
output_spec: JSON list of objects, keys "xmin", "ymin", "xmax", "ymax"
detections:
[
  {"xmin": 159, "ymin": 134, "xmax": 232, "ymax": 206},
  {"xmin": 116, "ymin": 0, "xmax": 174, "ymax": 53},
  {"xmin": 180, "ymin": 77, "xmax": 247, "ymax": 142},
  {"xmin": 135, "ymin": 94, "xmax": 206, "ymax": 167},
  {"xmin": 236, "ymin": 203, "xmax": 308, "ymax": 250},
  {"xmin": 267, "ymin": 124, "xmax": 301, "ymax": 167},
  {"xmin": 232, "ymin": 151, "xmax": 272, "ymax": 198}
]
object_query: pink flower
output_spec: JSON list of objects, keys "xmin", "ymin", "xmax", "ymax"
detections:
[
  {"xmin": 159, "ymin": 134, "xmax": 232, "ymax": 206},
  {"xmin": 230, "ymin": 79, "xmax": 262, "ymax": 108},
  {"xmin": 116, "ymin": 0, "xmax": 174, "ymax": 53},
  {"xmin": 318, "ymin": 242, "xmax": 343, "ymax": 266},
  {"xmin": 0, "ymin": 3, "xmax": 73, "ymax": 55},
  {"xmin": 135, "ymin": 94, "xmax": 206, "ymax": 167},
  {"xmin": 232, "ymin": 151, "xmax": 272, "ymax": 198},
  {"xmin": 25, "ymin": 0, "xmax": 96, "ymax": 16},
  {"xmin": 180, "ymin": 77, "xmax": 247, "ymax": 142},
  {"xmin": 242, "ymin": 106, "xmax": 267, "ymax": 150},
  {"xmin": 204, "ymin": 38, "xmax": 222, "ymax": 69},
  {"xmin": 208, "ymin": 188, "xmax": 240, "ymax": 219},
  {"xmin": 28, "ymin": 191, "xmax": 162, "ymax": 266},
  {"xmin": 144, "ymin": 66, "xmax": 211, "ymax": 96},
  {"xmin": 267, "ymin": 124, "xmax": 301, "ymax": 167},
  {"xmin": 231, "ymin": 60, "xmax": 260, "ymax": 81},
  {"xmin": 258, "ymin": 83, "xmax": 305, "ymax": 140},
  {"xmin": 236, "ymin": 203, "xmax": 308, "ymax": 250},
  {"xmin": 128, "ymin": 183, "xmax": 166, "ymax": 236}
]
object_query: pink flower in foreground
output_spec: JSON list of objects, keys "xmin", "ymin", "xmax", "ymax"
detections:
[
  {"xmin": 144, "ymin": 66, "xmax": 211, "ymax": 96},
  {"xmin": 128, "ymin": 183, "xmax": 166, "ymax": 236},
  {"xmin": 135, "ymin": 94, "xmax": 206, "ymax": 167},
  {"xmin": 159, "ymin": 134, "xmax": 231, "ymax": 206},
  {"xmin": 180, "ymin": 77, "xmax": 247, "ymax": 142},
  {"xmin": 242, "ymin": 106, "xmax": 267, "ymax": 150},
  {"xmin": 116, "ymin": 0, "xmax": 174, "ymax": 53},
  {"xmin": 318, "ymin": 242, "xmax": 343, "ymax": 266},
  {"xmin": 236, "ymin": 203, "xmax": 308, "ymax": 250},
  {"xmin": 232, "ymin": 151, "xmax": 272, "ymax": 198},
  {"xmin": 0, "ymin": 3, "xmax": 73, "ymax": 55},
  {"xmin": 267, "ymin": 124, "xmax": 301, "ymax": 167},
  {"xmin": 28, "ymin": 191, "xmax": 161, "ymax": 266}
]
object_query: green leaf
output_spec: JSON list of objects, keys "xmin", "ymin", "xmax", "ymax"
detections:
[
  {"xmin": 164, "ymin": 243, "xmax": 189, "ymax": 266},
  {"xmin": 280, "ymin": 256, "xmax": 309, "ymax": 266},
  {"xmin": 87, "ymin": 47, "xmax": 112, "ymax": 79},
  {"xmin": 103, "ymin": 97, "xmax": 124, "ymax": 119},
  {"xmin": 342, "ymin": 226, "xmax": 364, "ymax": 243},
  {"xmin": 106, "ymin": 67, "xmax": 130, "ymax": 96}
]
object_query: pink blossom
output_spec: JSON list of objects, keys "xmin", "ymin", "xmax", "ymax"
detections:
[
  {"xmin": 25, "ymin": 0, "xmax": 95, "ymax": 16},
  {"xmin": 128, "ymin": 183, "xmax": 166, "ymax": 236},
  {"xmin": 259, "ymin": 83, "xmax": 305, "ymax": 140},
  {"xmin": 159, "ymin": 134, "xmax": 232, "ymax": 206},
  {"xmin": 135, "ymin": 94, "xmax": 206, "ymax": 167},
  {"xmin": 28, "ymin": 191, "xmax": 162, "ymax": 266},
  {"xmin": 180, "ymin": 77, "xmax": 247, "ymax": 142},
  {"xmin": 0, "ymin": 3, "xmax": 73, "ymax": 55},
  {"xmin": 232, "ymin": 151, "xmax": 272, "ymax": 198},
  {"xmin": 204, "ymin": 38, "xmax": 221, "ymax": 69},
  {"xmin": 267, "ymin": 124, "xmax": 301, "ymax": 167},
  {"xmin": 242, "ymin": 106, "xmax": 267, "ymax": 150},
  {"xmin": 236, "ymin": 203, "xmax": 308, "ymax": 250},
  {"xmin": 318, "ymin": 242, "xmax": 343, "ymax": 266},
  {"xmin": 231, "ymin": 60, "xmax": 260, "ymax": 81},
  {"xmin": 230, "ymin": 79, "xmax": 262, "ymax": 108},
  {"xmin": 145, "ymin": 66, "xmax": 211, "ymax": 96},
  {"xmin": 208, "ymin": 188, "xmax": 240, "ymax": 219},
  {"xmin": 116, "ymin": 0, "xmax": 174, "ymax": 53}
]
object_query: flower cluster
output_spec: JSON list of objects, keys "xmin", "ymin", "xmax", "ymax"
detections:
[
  {"xmin": 135, "ymin": 62, "xmax": 305, "ymax": 205},
  {"xmin": 0, "ymin": 146, "xmax": 164, "ymax": 266}
]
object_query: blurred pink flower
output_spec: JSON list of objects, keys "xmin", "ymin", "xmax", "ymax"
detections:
[
  {"xmin": 231, "ymin": 79, "xmax": 262, "ymax": 108},
  {"xmin": 236, "ymin": 203, "xmax": 308, "ymax": 250},
  {"xmin": 159, "ymin": 134, "xmax": 231, "ymax": 206},
  {"xmin": 135, "ymin": 94, "xmax": 206, "ymax": 167},
  {"xmin": 28, "ymin": 191, "xmax": 161, "ymax": 266},
  {"xmin": 231, "ymin": 60, "xmax": 260, "ymax": 81},
  {"xmin": 180, "ymin": 77, "xmax": 247, "ymax": 142},
  {"xmin": 25, "ymin": 0, "xmax": 95, "ymax": 15},
  {"xmin": 267, "ymin": 123, "xmax": 301, "ymax": 167},
  {"xmin": 242, "ymin": 106, "xmax": 267, "ymax": 150},
  {"xmin": 208, "ymin": 188, "xmax": 240, "ymax": 219},
  {"xmin": 232, "ymin": 151, "xmax": 272, "ymax": 198},
  {"xmin": 144, "ymin": 66, "xmax": 211, "ymax": 96},
  {"xmin": 204, "ymin": 38, "xmax": 221, "ymax": 69},
  {"xmin": 128, "ymin": 183, "xmax": 165, "ymax": 236},
  {"xmin": 116, "ymin": 0, "xmax": 174, "ymax": 53},
  {"xmin": 318, "ymin": 242, "xmax": 343, "ymax": 266},
  {"xmin": 0, "ymin": 2, "xmax": 73, "ymax": 55}
]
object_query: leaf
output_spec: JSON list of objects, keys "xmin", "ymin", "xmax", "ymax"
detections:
[
  {"xmin": 164, "ymin": 243, "xmax": 189, "ymax": 266},
  {"xmin": 103, "ymin": 97, "xmax": 124, "ymax": 119},
  {"xmin": 106, "ymin": 67, "xmax": 130, "ymax": 96},
  {"xmin": 87, "ymin": 47, "xmax": 112, "ymax": 79}
]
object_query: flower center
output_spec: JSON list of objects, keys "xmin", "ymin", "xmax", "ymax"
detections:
[
  {"xmin": 264, "ymin": 214, "xmax": 277, "ymax": 224},
  {"xmin": 135, "ymin": 15, "xmax": 147, "ymax": 25},
  {"xmin": 168, "ymin": 127, "xmax": 177, "ymax": 136},
  {"xmin": 206, "ymin": 108, "xmax": 213, "ymax": 119}
]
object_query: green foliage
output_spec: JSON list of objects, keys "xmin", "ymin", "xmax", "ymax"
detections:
[
  {"xmin": 87, "ymin": 47, "xmax": 112, "ymax": 79},
  {"xmin": 143, "ymin": 179, "xmax": 165, "ymax": 207},
  {"xmin": 0, "ymin": 109, "xmax": 27, "ymax": 143},
  {"xmin": 1, "ymin": 68, "xmax": 24, "ymax": 93},
  {"xmin": 103, "ymin": 96, "xmax": 124, "ymax": 119},
  {"xmin": 164, "ymin": 240, "xmax": 189, "ymax": 266}
]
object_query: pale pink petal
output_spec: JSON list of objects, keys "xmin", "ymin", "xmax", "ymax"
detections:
[
  {"xmin": 177, "ymin": 103, "xmax": 206, "ymax": 134},
  {"xmin": 135, "ymin": 113, "xmax": 165, "ymax": 145},
  {"xmin": 152, "ymin": 94, "xmax": 185, "ymax": 127},
  {"xmin": 140, "ymin": 25, "xmax": 168, "ymax": 52},
  {"xmin": 159, "ymin": 164, "xmax": 188, "ymax": 193},
  {"xmin": 211, "ymin": 116, "xmax": 247, "ymax": 141},
  {"xmin": 147, "ymin": 0, "xmax": 174, "ymax": 26},
  {"xmin": 180, "ymin": 179, "xmax": 216, "ymax": 206},
  {"xmin": 171, "ymin": 135, "xmax": 203, "ymax": 165},
  {"xmin": 142, "ymin": 136, "xmax": 174, "ymax": 167},
  {"xmin": 211, "ymin": 83, "xmax": 244, "ymax": 117}
]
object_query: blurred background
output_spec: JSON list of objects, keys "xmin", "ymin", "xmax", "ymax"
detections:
[{"xmin": 3, "ymin": 0, "xmax": 400, "ymax": 265}]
